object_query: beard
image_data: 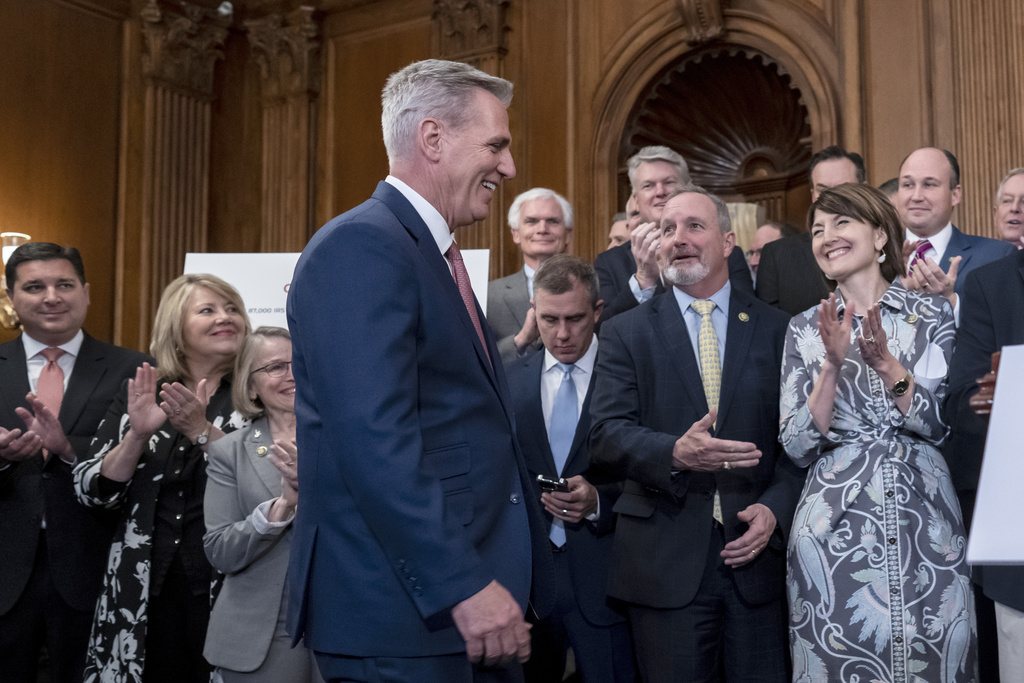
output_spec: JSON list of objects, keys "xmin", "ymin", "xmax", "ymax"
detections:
[{"xmin": 662, "ymin": 257, "xmax": 710, "ymax": 287}]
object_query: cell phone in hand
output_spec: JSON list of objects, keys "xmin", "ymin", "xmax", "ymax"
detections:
[{"xmin": 536, "ymin": 474, "xmax": 570, "ymax": 492}]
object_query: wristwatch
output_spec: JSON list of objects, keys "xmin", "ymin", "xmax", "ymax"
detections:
[
  {"xmin": 194, "ymin": 422, "xmax": 213, "ymax": 446},
  {"xmin": 890, "ymin": 371, "xmax": 912, "ymax": 397}
]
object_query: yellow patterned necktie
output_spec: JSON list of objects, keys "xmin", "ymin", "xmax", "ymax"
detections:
[{"xmin": 691, "ymin": 300, "xmax": 724, "ymax": 525}]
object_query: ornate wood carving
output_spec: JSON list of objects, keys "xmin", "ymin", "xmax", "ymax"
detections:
[
  {"xmin": 246, "ymin": 7, "xmax": 320, "ymax": 101},
  {"xmin": 622, "ymin": 48, "xmax": 811, "ymax": 225},
  {"xmin": 246, "ymin": 7, "xmax": 321, "ymax": 251},
  {"xmin": 674, "ymin": 0, "xmax": 724, "ymax": 46},
  {"xmin": 140, "ymin": 0, "xmax": 231, "ymax": 98},
  {"xmin": 433, "ymin": 0, "xmax": 509, "ymax": 62}
]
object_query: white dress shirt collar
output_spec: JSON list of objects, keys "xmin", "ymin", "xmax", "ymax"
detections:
[
  {"xmin": 22, "ymin": 329, "xmax": 84, "ymax": 361},
  {"xmin": 524, "ymin": 263, "xmax": 536, "ymax": 299},
  {"xmin": 386, "ymin": 175, "xmax": 453, "ymax": 257},
  {"xmin": 542, "ymin": 334, "xmax": 598, "ymax": 376},
  {"xmin": 906, "ymin": 221, "xmax": 953, "ymax": 261}
]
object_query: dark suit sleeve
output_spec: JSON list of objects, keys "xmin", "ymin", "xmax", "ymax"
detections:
[
  {"xmin": 728, "ymin": 246, "xmax": 754, "ymax": 298},
  {"xmin": 755, "ymin": 238, "xmax": 782, "ymax": 307},
  {"xmin": 291, "ymin": 221, "xmax": 492, "ymax": 620},
  {"xmin": 589, "ymin": 318, "xmax": 680, "ymax": 494},
  {"xmin": 943, "ymin": 267, "xmax": 998, "ymax": 500}
]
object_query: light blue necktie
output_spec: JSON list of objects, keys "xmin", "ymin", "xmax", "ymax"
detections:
[{"xmin": 548, "ymin": 362, "xmax": 577, "ymax": 547}]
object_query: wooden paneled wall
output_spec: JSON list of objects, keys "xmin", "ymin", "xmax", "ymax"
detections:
[{"xmin": 3, "ymin": 0, "xmax": 1023, "ymax": 347}]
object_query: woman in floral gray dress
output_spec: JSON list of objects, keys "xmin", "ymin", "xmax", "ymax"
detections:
[{"xmin": 780, "ymin": 184, "xmax": 976, "ymax": 682}]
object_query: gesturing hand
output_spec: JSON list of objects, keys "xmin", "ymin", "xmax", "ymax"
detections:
[
  {"xmin": 671, "ymin": 410, "xmax": 761, "ymax": 472},
  {"xmin": 268, "ymin": 439, "xmax": 299, "ymax": 506},
  {"xmin": 818, "ymin": 293, "xmax": 853, "ymax": 370},
  {"xmin": 721, "ymin": 503, "xmax": 777, "ymax": 567},
  {"xmin": 451, "ymin": 580, "xmax": 531, "ymax": 666}
]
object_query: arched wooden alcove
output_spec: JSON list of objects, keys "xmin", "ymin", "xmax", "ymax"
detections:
[
  {"xmin": 585, "ymin": 6, "xmax": 841, "ymax": 247},
  {"xmin": 619, "ymin": 46, "xmax": 812, "ymax": 226}
]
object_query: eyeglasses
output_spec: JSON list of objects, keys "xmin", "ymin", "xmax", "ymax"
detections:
[{"xmin": 251, "ymin": 360, "xmax": 292, "ymax": 379}]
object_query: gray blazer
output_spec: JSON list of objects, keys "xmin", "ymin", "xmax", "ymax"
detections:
[
  {"xmin": 203, "ymin": 416, "xmax": 293, "ymax": 672},
  {"xmin": 486, "ymin": 268, "xmax": 543, "ymax": 364}
]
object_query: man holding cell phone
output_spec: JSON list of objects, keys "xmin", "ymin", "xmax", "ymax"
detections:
[{"xmin": 506, "ymin": 255, "xmax": 636, "ymax": 683}]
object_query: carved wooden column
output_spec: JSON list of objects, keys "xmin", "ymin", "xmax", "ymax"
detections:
[
  {"xmin": 116, "ymin": 0, "xmax": 229, "ymax": 349},
  {"xmin": 246, "ymin": 7, "xmax": 320, "ymax": 252},
  {"xmin": 432, "ymin": 0, "xmax": 510, "ymax": 278}
]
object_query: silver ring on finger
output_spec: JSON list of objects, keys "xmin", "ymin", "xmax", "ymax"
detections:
[
  {"xmin": 722, "ymin": 461, "xmax": 731, "ymax": 471},
  {"xmin": 863, "ymin": 335, "xmax": 875, "ymax": 343},
  {"xmin": 562, "ymin": 509, "xmax": 568, "ymax": 515}
]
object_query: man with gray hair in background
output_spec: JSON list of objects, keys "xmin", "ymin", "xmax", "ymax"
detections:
[
  {"xmin": 286, "ymin": 59, "xmax": 553, "ymax": 682},
  {"xmin": 487, "ymin": 188, "xmax": 574, "ymax": 364}
]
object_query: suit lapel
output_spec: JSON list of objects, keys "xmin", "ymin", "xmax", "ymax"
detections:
[
  {"xmin": 651, "ymin": 293, "xmax": 708, "ymax": 412},
  {"xmin": 59, "ymin": 334, "xmax": 104, "ymax": 433},
  {"xmin": 519, "ymin": 355, "xmax": 556, "ymax": 473},
  {"xmin": 245, "ymin": 417, "xmax": 282, "ymax": 496},
  {"xmin": 943, "ymin": 225, "xmax": 969, "ymax": 274},
  {"xmin": 502, "ymin": 271, "xmax": 530, "ymax": 327},
  {"xmin": 0, "ymin": 338, "xmax": 31, "ymax": 418},
  {"xmin": 563, "ymin": 372, "xmax": 596, "ymax": 476},
  {"xmin": 374, "ymin": 182, "xmax": 499, "ymax": 387},
  {"xmin": 716, "ymin": 291, "xmax": 756, "ymax": 435}
]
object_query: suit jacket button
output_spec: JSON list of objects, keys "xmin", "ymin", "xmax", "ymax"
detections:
[
  {"xmin": 509, "ymin": 493, "xmax": 521, "ymax": 504},
  {"xmin": 41, "ymin": 472, "xmax": 51, "ymax": 479}
]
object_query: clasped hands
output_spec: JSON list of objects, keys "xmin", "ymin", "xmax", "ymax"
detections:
[
  {"xmin": 671, "ymin": 410, "xmax": 776, "ymax": 568},
  {"xmin": 818, "ymin": 294, "xmax": 902, "ymax": 379},
  {"xmin": 0, "ymin": 392, "xmax": 74, "ymax": 463},
  {"xmin": 900, "ymin": 239, "xmax": 960, "ymax": 308},
  {"xmin": 126, "ymin": 363, "xmax": 209, "ymax": 441}
]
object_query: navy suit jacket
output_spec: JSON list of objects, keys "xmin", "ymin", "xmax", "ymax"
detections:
[
  {"xmin": 507, "ymin": 350, "xmax": 625, "ymax": 628},
  {"xmin": 594, "ymin": 242, "xmax": 754, "ymax": 324},
  {"xmin": 939, "ymin": 225, "xmax": 1015, "ymax": 297},
  {"xmin": 286, "ymin": 181, "xmax": 553, "ymax": 657},
  {"xmin": 589, "ymin": 287, "xmax": 803, "ymax": 608},
  {"xmin": 0, "ymin": 333, "xmax": 150, "ymax": 616},
  {"xmin": 944, "ymin": 249, "xmax": 1024, "ymax": 611}
]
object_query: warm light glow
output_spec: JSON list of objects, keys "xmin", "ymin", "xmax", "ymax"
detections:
[{"xmin": 1, "ymin": 232, "xmax": 31, "ymax": 265}]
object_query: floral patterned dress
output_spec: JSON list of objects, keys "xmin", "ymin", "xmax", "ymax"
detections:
[
  {"xmin": 780, "ymin": 281, "xmax": 977, "ymax": 683},
  {"xmin": 72, "ymin": 378, "xmax": 247, "ymax": 683}
]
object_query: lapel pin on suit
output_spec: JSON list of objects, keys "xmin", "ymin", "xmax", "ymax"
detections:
[
  {"xmin": 738, "ymin": 312, "xmax": 750, "ymax": 322},
  {"xmin": 257, "ymin": 446, "xmax": 268, "ymax": 456}
]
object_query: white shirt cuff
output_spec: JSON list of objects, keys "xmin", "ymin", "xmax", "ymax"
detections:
[
  {"xmin": 629, "ymin": 274, "xmax": 656, "ymax": 303},
  {"xmin": 252, "ymin": 499, "xmax": 294, "ymax": 535}
]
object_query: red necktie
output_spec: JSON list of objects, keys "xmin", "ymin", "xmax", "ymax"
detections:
[
  {"xmin": 37, "ymin": 347, "xmax": 66, "ymax": 418},
  {"xmin": 445, "ymin": 242, "xmax": 492, "ymax": 366},
  {"xmin": 911, "ymin": 239, "xmax": 933, "ymax": 267}
]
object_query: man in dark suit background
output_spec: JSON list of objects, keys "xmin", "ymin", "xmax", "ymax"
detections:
[
  {"xmin": 944, "ymin": 249, "xmax": 1024, "ymax": 682},
  {"xmin": 594, "ymin": 146, "xmax": 753, "ymax": 324},
  {"xmin": 755, "ymin": 145, "xmax": 864, "ymax": 315},
  {"xmin": 590, "ymin": 187, "xmax": 802, "ymax": 682},
  {"xmin": 0, "ymin": 242, "xmax": 151, "ymax": 683},
  {"xmin": 506, "ymin": 255, "xmax": 635, "ymax": 683},
  {"xmin": 487, "ymin": 188, "xmax": 574, "ymax": 364},
  {"xmin": 898, "ymin": 147, "xmax": 1015, "ymax": 320},
  {"xmin": 286, "ymin": 59, "xmax": 553, "ymax": 682}
]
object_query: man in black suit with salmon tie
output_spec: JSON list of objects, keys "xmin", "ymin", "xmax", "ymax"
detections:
[{"xmin": 0, "ymin": 242, "xmax": 151, "ymax": 683}]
